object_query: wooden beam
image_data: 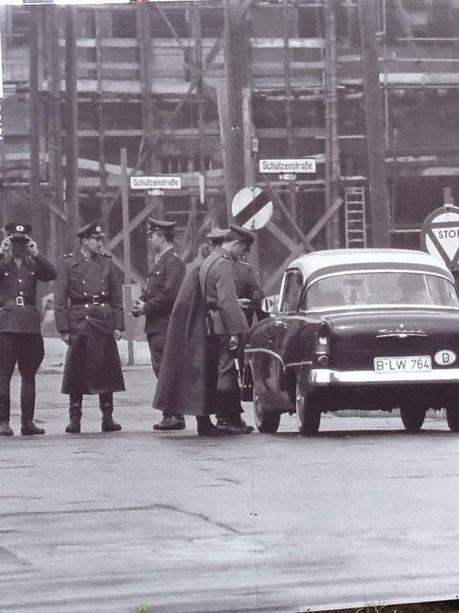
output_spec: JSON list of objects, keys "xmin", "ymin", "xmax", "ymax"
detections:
[
  {"xmin": 106, "ymin": 201, "xmax": 157, "ymax": 251},
  {"xmin": 358, "ymin": 0, "xmax": 391, "ymax": 247},
  {"xmin": 29, "ymin": 6, "xmax": 43, "ymax": 246},
  {"xmin": 64, "ymin": 6, "xmax": 80, "ymax": 252},
  {"xmin": 324, "ymin": 0, "xmax": 341, "ymax": 248}
]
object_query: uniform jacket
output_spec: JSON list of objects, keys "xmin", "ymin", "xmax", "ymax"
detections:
[
  {"xmin": 234, "ymin": 259, "xmax": 267, "ymax": 325},
  {"xmin": 199, "ymin": 249, "xmax": 248, "ymax": 336},
  {"xmin": 54, "ymin": 249, "xmax": 125, "ymax": 334},
  {"xmin": 54, "ymin": 249, "xmax": 125, "ymax": 395},
  {"xmin": 0, "ymin": 253, "xmax": 56, "ymax": 334},
  {"xmin": 153, "ymin": 254, "xmax": 209, "ymax": 416},
  {"xmin": 141, "ymin": 246, "xmax": 185, "ymax": 336}
]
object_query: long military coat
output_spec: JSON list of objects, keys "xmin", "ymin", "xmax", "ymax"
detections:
[
  {"xmin": 54, "ymin": 250, "xmax": 125, "ymax": 395},
  {"xmin": 153, "ymin": 255, "xmax": 210, "ymax": 416}
]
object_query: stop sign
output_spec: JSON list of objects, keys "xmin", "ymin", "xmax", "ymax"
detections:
[{"xmin": 420, "ymin": 205, "xmax": 459, "ymax": 269}]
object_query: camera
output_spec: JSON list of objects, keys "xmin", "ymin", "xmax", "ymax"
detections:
[{"xmin": 11, "ymin": 235, "xmax": 27, "ymax": 244}]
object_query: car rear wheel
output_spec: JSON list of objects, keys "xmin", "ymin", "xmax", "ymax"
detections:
[
  {"xmin": 296, "ymin": 386, "xmax": 321, "ymax": 435},
  {"xmin": 446, "ymin": 407, "xmax": 459, "ymax": 432},
  {"xmin": 253, "ymin": 389, "xmax": 281, "ymax": 433},
  {"xmin": 400, "ymin": 405, "xmax": 426, "ymax": 433}
]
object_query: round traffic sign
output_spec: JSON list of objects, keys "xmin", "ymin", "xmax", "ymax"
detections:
[
  {"xmin": 231, "ymin": 186, "xmax": 272, "ymax": 231},
  {"xmin": 420, "ymin": 205, "xmax": 459, "ymax": 269}
]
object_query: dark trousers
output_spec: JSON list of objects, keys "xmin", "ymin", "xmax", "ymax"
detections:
[
  {"xmin": 147, "ymin": 332, "xmax": 182, "ymax": 419},
  {"xmin": 206, "ymin": 335, "xmax": 240, "ymax": 421},
  {"xmin": 147, "ymin": 332, "xmax": 166, "ymax": 378},
  {"xmin": 0, "ymin": 332, "xmax": 44, "ymax": 399}
]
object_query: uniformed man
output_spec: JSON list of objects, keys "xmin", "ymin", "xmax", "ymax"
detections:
[
  {"xmin": 54, "ymin": 221, "xmax": 125, "ymax": 434},
  {"xmin": 0, "ymin": 221, "xmax": 56, "ymax": 437},
  {"xmin": 199, "ymin": 224, "xmax": 255, "ymax": 434},
  {"xmin": 132, "ymin": 218, "xmax": 185, "ymax": 431},
  {"xmin": 207, "ymin": 228, "xmax": 265, "ymax": 327}
]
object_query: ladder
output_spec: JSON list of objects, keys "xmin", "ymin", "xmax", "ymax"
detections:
[{"xmin": 344, "ymin": 186, "xmax": 367, "ymax": 248}]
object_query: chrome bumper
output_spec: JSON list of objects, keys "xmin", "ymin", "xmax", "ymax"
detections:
[{"xmin": 310, "ymin": 367, "xmax": 459, "ymax": 385}]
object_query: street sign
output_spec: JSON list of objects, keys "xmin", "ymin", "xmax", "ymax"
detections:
[
  {"xmin": 231, "ymin": 186, "xmax": 272, "ymax": 231},
  {"xmin": 279, "ymin": 173, "xmax": 297, "ymax": 181},
  {"xmin": 147, "ymin": 189, "xmax": 164, "ymax": 196},
  {"xmin": 420, "ymin": 205, "xmax": 459, "ymax": 269},
  {"xmin": 130, "ymin": 176, "xmax": 181, "ymax": 190},
  {"xmin": 259, "ymin": 158, "xmax": 316, "ymax": 174}
]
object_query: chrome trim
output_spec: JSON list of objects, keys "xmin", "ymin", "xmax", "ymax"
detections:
[
  {"xmin": 285, "ymin": 361, "xmax": 313, "ymax": 369},
  {"xmin": 245, "ymin": 348, "xmax": 285, "ymax": 370},
  {"xmin": 376, "ymin": 330, "xmax": 428, "ymax": 339},
  {"xmin": 310, "ymin": 367, "xmax": 459, "ymax": 385}
]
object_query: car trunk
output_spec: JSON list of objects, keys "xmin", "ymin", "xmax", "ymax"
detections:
[{"xmin": 324, "ymin": 308, "xmax": 459, "ymax": 371}]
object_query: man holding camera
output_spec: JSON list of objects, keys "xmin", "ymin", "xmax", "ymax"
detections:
[
  {"xmin": 132, "ymin": 218, "xmax": 185, "ymax": 431},
  {"xmin": 0, "ymin": 222, "xmax": 56, "ymax": 436}
]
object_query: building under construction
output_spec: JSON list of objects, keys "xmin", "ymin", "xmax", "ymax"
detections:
[{"xmin": 1, "ymin": 0, "xmax": 459, "ymax": 292}]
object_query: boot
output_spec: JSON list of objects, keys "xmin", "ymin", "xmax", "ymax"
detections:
[
  {"xmin": 216, "ymin": 391, "xmax": 252, "ymax": 434},
  {"xmin": 0, "ymin": 395, "xmax": 13, "ymax": 437},
  {"xmin": 65, "ymin": 395, "xmax": 82, "ymax": 434},
  {"xmin": 229, "ymin": 389, "xmax": 254, "ymax": 433},
  {"xmin": 100, "ymin": 393, "xmax": 122, "ymax": 432},
  {"xmin": 196, "ymin": 415, "xmax": 227, "ymax": 437},
  {"xmin": 20, "ymin": 395, "xmax": 45, "ymax": 436},
  {"xmin": 153, "ymin": 414, "xmax": 186, "ymax": 431}
]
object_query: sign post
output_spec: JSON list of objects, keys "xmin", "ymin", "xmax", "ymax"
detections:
[
  {"xmin": 121, "ymin": 148, "xmax": 134, "ymax": 366},
  {"xmin": 420, "ymin": 204, "xmax": 459, "ymax": 270}
]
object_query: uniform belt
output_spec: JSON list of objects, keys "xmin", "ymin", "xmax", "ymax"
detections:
[
  {"xmin": 1, "ymin": 297, "xmax": 36, "ymax": 307},
  {"xmin": 71, "ymin": 295, "xmax": 109, "ymax": 306}
]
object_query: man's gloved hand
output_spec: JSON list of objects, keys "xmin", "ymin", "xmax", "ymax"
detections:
[
  {"xmin": 131, "ymin": 299, "xmax": 145, "ymax": 318},
  {"xmin": 229, "ymin": 335, "xmax": 239, "ymax": 352},
  {"xmin": 0, "ymin": 237, "xmax": 12, "ymax": 256},
  {"xmin": 26, "ymin": 237, "xmax": 39, "ymax": 257}
]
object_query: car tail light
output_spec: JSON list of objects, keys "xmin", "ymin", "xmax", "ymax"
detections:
[{"xmin": 315, "ymin": 325, "xmax": 330, "ymax": 366}]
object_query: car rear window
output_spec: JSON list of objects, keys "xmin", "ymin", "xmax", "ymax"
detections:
[{"xmin": 303, "ymin": 271, "xmax": 459, "ymax": 309}]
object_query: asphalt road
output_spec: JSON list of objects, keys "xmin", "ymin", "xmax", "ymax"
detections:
[{"xmin": 1, "ymin": 369, "xmax": 459, "ymax": 613}]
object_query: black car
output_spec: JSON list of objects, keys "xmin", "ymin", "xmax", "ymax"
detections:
[{"xmin": 244, "ymin": 248, "xmax": 459, "ymax": 434}]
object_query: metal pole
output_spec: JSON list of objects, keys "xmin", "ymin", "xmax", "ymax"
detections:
[
  {"xmin": 121, "ymin": 147, "xmax": 134, "ymax": 366},
  {"xmin": 64, "ymin": 6, "xmax": 79, "ymax": 253},
  {"xmin": 358, "ymin": 0, "xmax": 391, "ymax": 247}
]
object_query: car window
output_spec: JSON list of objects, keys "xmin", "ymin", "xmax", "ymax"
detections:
[
  {"xmin": 303, "ymin": 271, "xmax": 459, "ymax": 309},
  {"xmin": 279, "ymin": 269, "xmax": 304, "ymax": 313}
]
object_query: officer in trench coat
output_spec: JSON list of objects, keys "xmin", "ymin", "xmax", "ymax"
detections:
[
  {"xmin": 0, "ymin": 222, "xmax": 56, "ymax": 436},
  {"xmin": 152, "ymin": 241, "xmax": 230, "ymax": 436},
  {"xmin": 54, "ymin": 221, "xmax": 125, "ymax": 434}
]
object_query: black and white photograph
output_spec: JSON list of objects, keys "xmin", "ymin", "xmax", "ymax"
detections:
[{"xmin": 1, "ymin": 0, "xmax": 459, "ymax": 611}]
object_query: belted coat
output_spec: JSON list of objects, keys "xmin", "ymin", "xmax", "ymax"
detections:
[
  {"xmin": 0, "ymin": 253, "xmax": 56, "ymax": 334},
  {"xmin": 54, "ymin": 250, "xmax": 125, "ymax": 395}
]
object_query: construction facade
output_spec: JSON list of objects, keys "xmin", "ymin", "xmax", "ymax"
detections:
[{"xmin": 1, "ymin": 0, "xmax": 459, "ymax": 292}]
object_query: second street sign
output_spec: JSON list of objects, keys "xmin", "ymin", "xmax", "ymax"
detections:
[
  {"xmin": 259, "ymin": 158, "xmax": 316, "ymax": 174},
  {"xmin": 130, "ymin": 176, "xmax": 182, "ymax": 190}
]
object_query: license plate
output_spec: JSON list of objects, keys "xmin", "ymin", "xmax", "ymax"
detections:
[{"xmin": 374, "ymin": 355, "xmax": 432, "ymax": 373}]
